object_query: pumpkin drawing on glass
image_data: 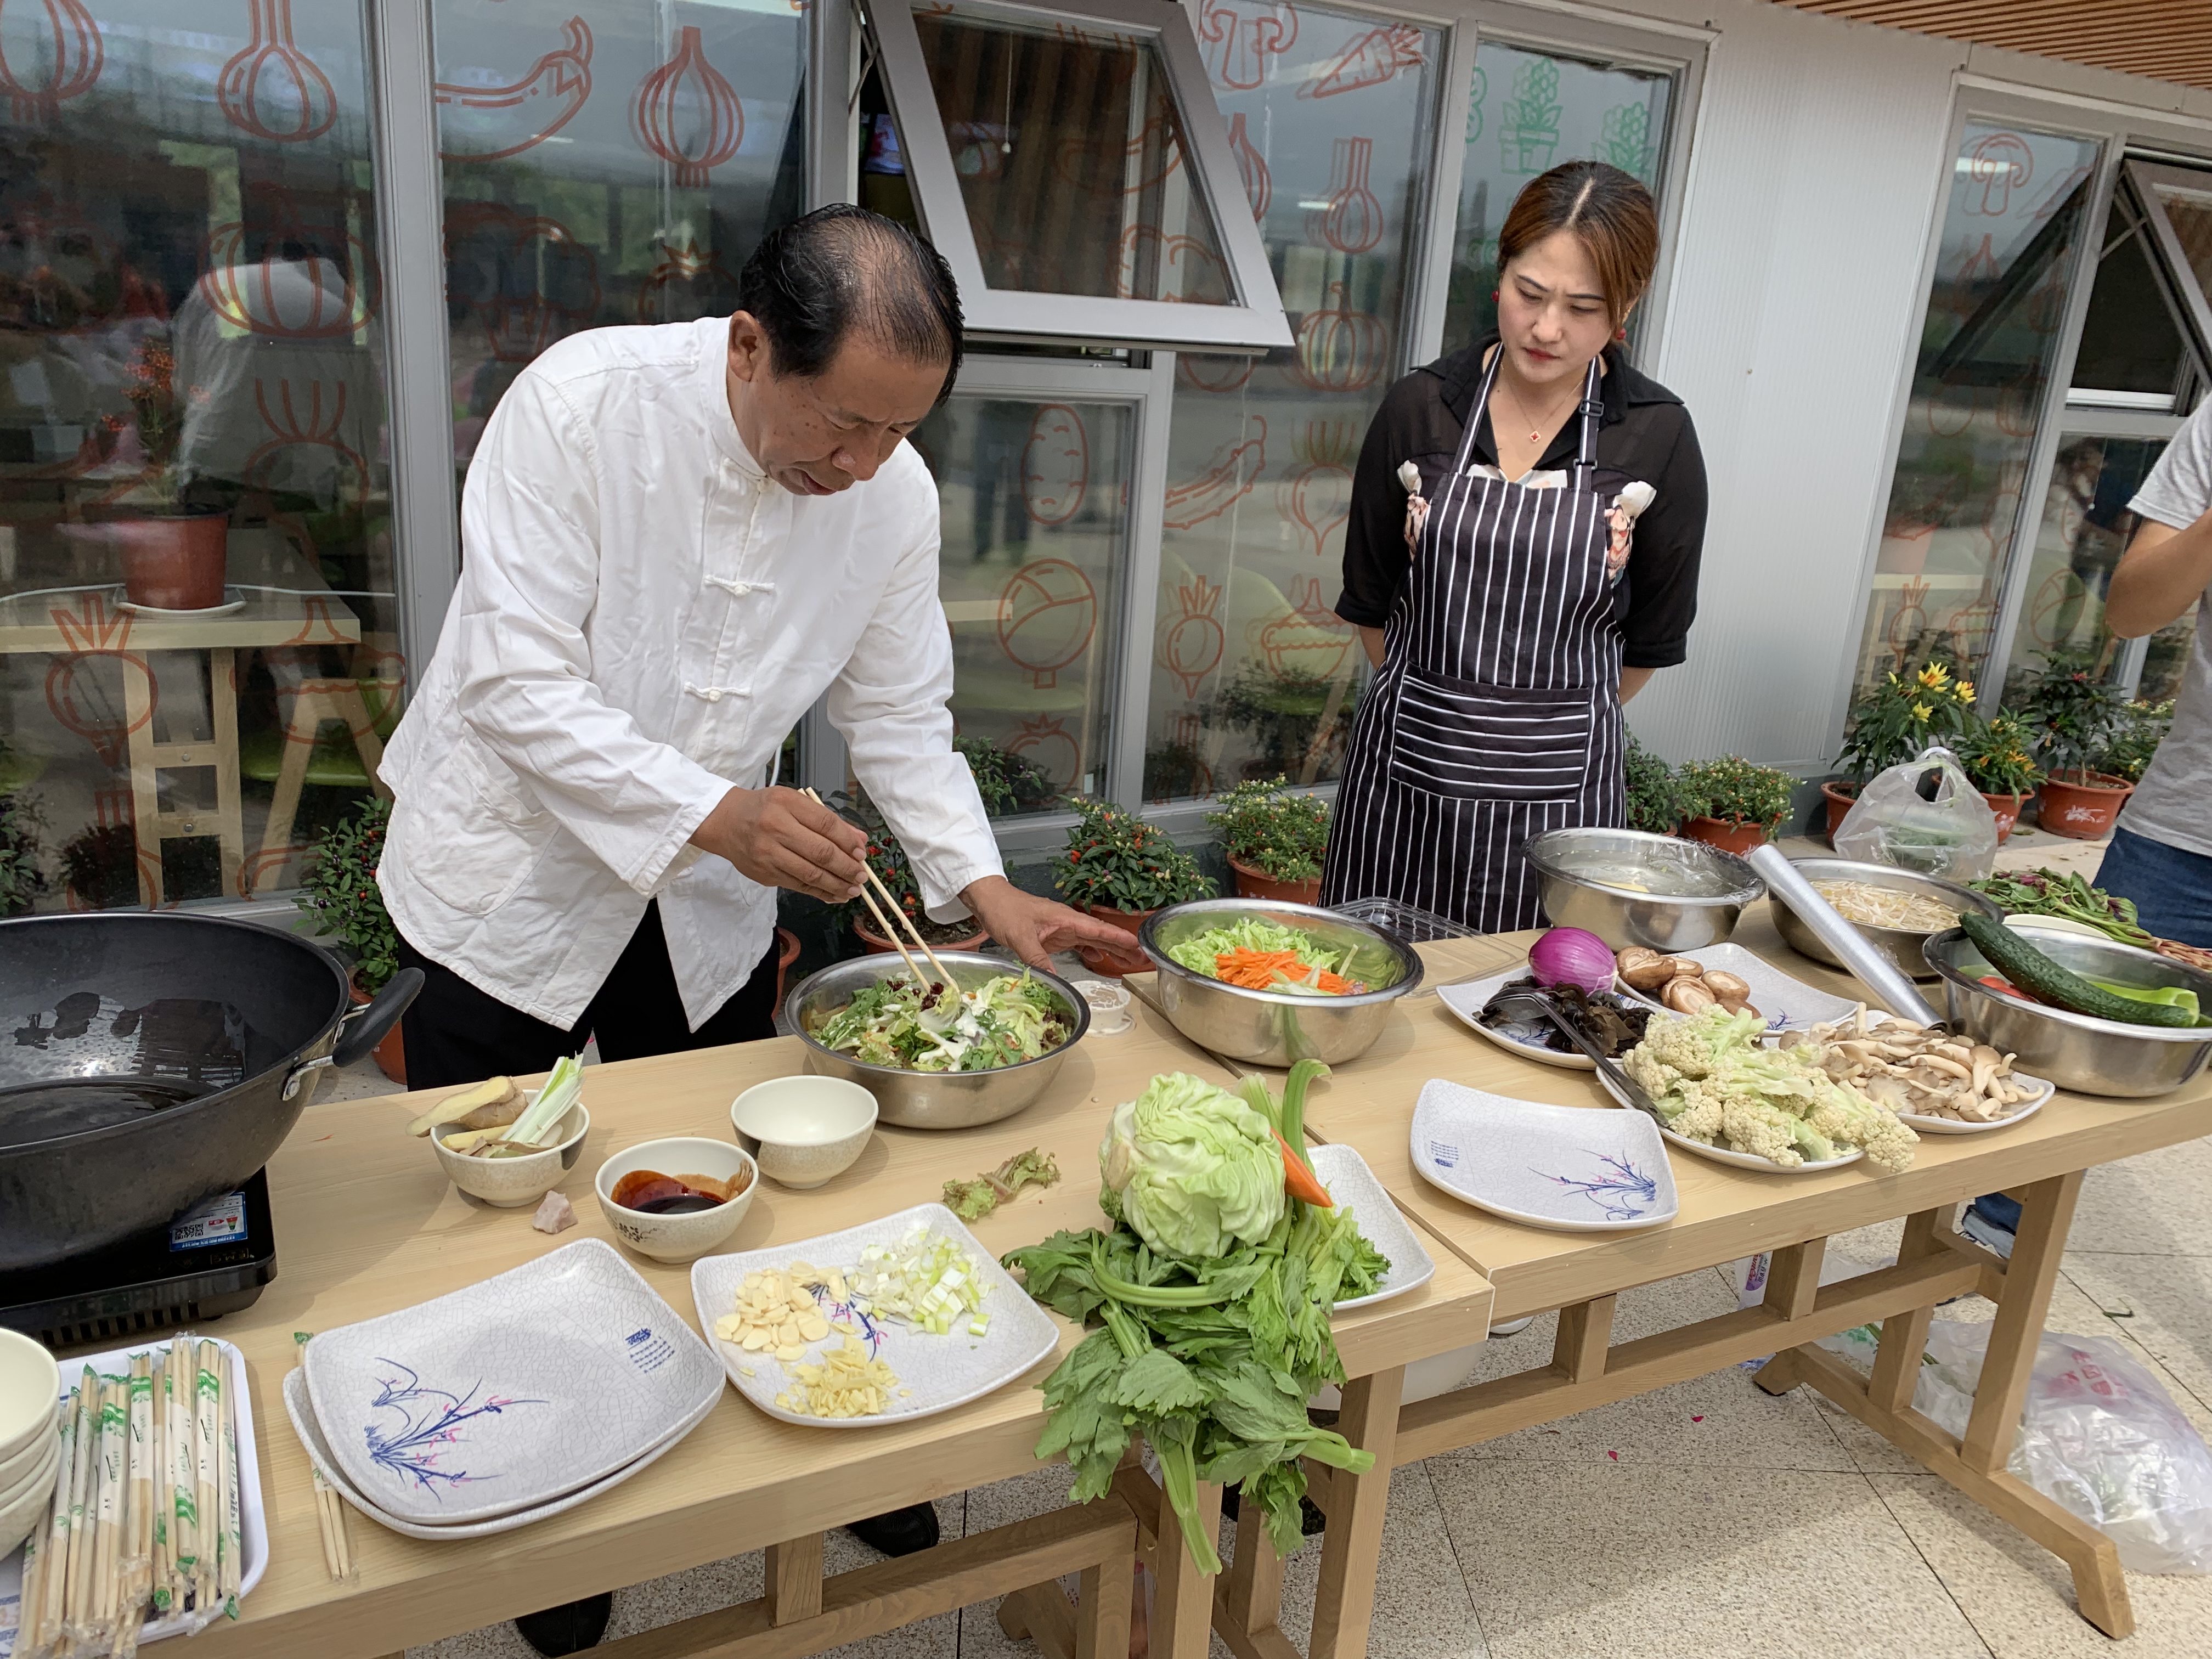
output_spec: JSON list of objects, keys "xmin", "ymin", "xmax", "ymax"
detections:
[
  {"xmin": 633, "ymin": 25, "xmax": 744, "ymax": 188},
  {"xmin": 199, "ymin": 191, "xmax": 381, "ymax": 339},
  {"xmin": 997, "ymin": 558, "xmax": 1097, "ymax": 690},
  {"xmin": 218, "ymin": 0, "xmax": 339, "ymax": 144},
  {"xmin": 1020, "ymin": 406, "xmax": 1089, "ymax": 528},
  {"xmin": 435, "ymin": 17, "xmax": 594, "ymax": 163}
]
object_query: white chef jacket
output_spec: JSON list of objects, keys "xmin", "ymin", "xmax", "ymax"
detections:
[{"xmin": 376, "ymin": 316, "xmax": 1001, "ymax": 1030}]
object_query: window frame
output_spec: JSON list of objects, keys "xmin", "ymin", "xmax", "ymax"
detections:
[{"xmin": 866, "ymin": 0, "xmax": 1294, "ymax": 352}]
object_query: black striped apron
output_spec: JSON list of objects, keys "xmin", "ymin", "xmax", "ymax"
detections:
[{"xmin": 1321, "ymin": 353, "xmax": 1626, "ymax": 933}]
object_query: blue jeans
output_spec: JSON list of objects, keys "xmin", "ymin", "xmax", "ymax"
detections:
[
  {"xmin": 2095, "ymin": 825, "xmax": 2212, "ymax": 950},
  {"xmin": 1973, "ymin": 826, "xmax": 2212, "ymax": 1232}
]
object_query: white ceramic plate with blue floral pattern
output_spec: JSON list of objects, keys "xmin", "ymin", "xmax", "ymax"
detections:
[
  {"xmin": 1308, "ymin": 1143, "xmax": 1435, "ymax": 1310},
  {"xmin": 691, "ymin": 1203, "xmax": 1059, "ymax": 1429},
  {"xmin": 303, "ymin": 1237, "xmax": 724, "ymax": 1525},
  {"xmin": 1410, "ymin": 1078, "xmax": 1680, "ymax": 1232},
  {"xmin": 283, "ymin": 1365, "xmax": 716, "ymax": 1541}
]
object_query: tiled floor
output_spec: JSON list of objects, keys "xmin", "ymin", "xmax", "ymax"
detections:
[{"xmin": 387, "ymin": 824, "xmax": 2212, "ymax": 1657}]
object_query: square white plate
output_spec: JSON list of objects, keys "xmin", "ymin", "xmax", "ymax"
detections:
[
  {"xmin": 1617, "ymin": 943, "xmax": 1864, "ymax": 1032},
  {"xmin": 282, "ymin": 1367, "xmax": 715, "ymax": 1541},
  {"xmin": 0, "ymin": 1339, "xmax": 266, "ymax": 1647},
  {"xmin": 1307, "ymin": 1143, "xmax": 1435, "ymax": 1310},
  {"xmin": 1410, "ymin": 1079, "xmax": 1679, "ymax": 1232},
  {"xmin": 691, "ymin": 1203, "xmax": 1059, "ymax": 1429},
  {"xmin": 1439, "ymin": 965, "xmax": 1665, "ymax": 1071},
  {"xmin": 304, "ymin": 1237, "xmax": 724, "ymax": 1524}
]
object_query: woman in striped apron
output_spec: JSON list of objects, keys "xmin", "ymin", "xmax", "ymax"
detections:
[{"xmin": 1323, "ymin": 162, "xmax": 1708, "ymax": 933}]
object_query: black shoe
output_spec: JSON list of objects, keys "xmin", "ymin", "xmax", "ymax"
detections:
[
  {"xmin": 847, "ymin": 1502, "xmax": 939, "ymax": 1557},
  {"xmin": 515, "ymin": 1593, "xmax": 613, "ymax": 1656}
]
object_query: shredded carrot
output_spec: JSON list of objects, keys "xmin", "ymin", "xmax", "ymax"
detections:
[{"xmin": 1213, "ymin": 949, "xmax": 1352, "ymax": 995}]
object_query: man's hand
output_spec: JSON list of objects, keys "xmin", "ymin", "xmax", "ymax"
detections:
[
  {"xmin": 690, "ymin": 786, "xmax": 867, "ymax": 902},
  {"xmin": 960, "ymin": 876, "xmax": 1133, "ymax": 970}
]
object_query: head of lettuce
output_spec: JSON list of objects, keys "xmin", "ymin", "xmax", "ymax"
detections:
[{"xmin": 1098, "ymin": 1071, "xmax": 1286, "ymax": 1259}]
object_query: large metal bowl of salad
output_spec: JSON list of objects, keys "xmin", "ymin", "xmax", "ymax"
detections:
[
  {"xmin": 784, "ymin": 952, "xmax": 1090, "ymax": 1129},
  {"xmin": 1138, "ymin": 899, "xmax": 1424, "ymax": 1067}
]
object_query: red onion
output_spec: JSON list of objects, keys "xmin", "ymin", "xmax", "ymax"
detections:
[{"xmin": 1528, "ymin": 927, "xmax": 1617, "ymax": 998}]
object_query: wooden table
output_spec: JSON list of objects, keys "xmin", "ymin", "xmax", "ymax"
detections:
[
  {"xmin": 0, "ymin": 528, "xmax": 372, "ymax": 904},
  {"xmin": 132, "ymin": 997, "xmax": 1491, "ymax": 1659},
  {"xmin": 1138, "ymin": 907, "xmax": 2212, "ymax": 1650}
]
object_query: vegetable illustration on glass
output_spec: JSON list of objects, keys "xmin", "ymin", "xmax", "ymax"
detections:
[{"xmin": 1005, "ymin": 1064, "xmax": 1389, "ymax": 1571}]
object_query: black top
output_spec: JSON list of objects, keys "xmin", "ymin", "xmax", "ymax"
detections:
[{"xmin": 1334, "ymin": 334, "xmax": 1708, "ymax": 669}]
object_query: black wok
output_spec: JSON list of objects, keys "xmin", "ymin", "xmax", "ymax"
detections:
[{"xmin": 0, "ymin": 913, "xmax": 420, "ymax": 1272}]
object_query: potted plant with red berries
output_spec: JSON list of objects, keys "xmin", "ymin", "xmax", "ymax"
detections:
[
  {"xmin": 1051, "ymin": 797, "xmax": 1214, "ymax": 977},
  {"xmin": 1205, "ymin": 776, "xmax": 1329, "ymax": 904},
  {"xmin": 1675, "ymin": 755, "xmax": 1796, "ymax": 854},
  {"xmin": 106, "ymin": 335, "xmax": 229, "ymax": 612},
  {"xmin": 295, "ymin": 795, "xmax": 407, "ymax": 1082}
]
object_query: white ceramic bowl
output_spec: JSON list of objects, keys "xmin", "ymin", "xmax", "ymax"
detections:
[
  {"xmin": 595, "ymin": 1137, "xmax": 758, "ymax": 1262},
  {"xmin": 0, "ymin": 1426, "xmax": 58, "ymax": 1515},
  {"xmin": 0, "ymin": 1431, "xmax": 58, "ymax": 1556},
  {"xmin": 729, "ymin": 1075, "xmax": 877, "ymax": 1189},
  {"xmin": 0, "ymin": 1327, "xmax": 60, "ymax": 1469},
  {"xmin": 432, "ymin": 1098, "xmax": 590, "ymax": 1208}
]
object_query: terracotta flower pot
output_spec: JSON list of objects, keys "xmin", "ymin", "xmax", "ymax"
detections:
[
  {"xmin": 775, "ymin": 927, "xmax": 801, "ymax": 1004},
  {"xmin": 1680, "ymin": 816, "xmax": 1771, "ymax": 856},
  {"xmin": 1979, "ymin": 791, "xmax": 2023, "ymax": 845},
  {"xmin": 2034, "ymin": 771, "xmax": 2134, "ymax": 841},
  {"xmin": 112, "ymin": 512, "xmax": 228, "ymax": 611},
  {"xmin": 853, "ymin": 916, "xmax": 988, "ymax": 958},
  {"xmin": 1821, "ymin": 781, "xmax": 1858, "ymax": 843},
  {"xmin": 349, "ymin": 977, "xmax": 407, "ymax": 1086},
  {"xmin": 1228, "ymin": 855, "xmax": 1322, "ymax": 906},
  {"xmin": 1076, "ymin": 904, "xmax": 1156, "ymax": 978}
]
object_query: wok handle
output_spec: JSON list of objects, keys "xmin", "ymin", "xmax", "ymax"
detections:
[
  {"xmin": 1745, "ymin": 845, "xmax": 1946, "ymax": 1026},
  {"xmin": 332, "ymin": 967, "xmax": 425, "ymax": 1069}
]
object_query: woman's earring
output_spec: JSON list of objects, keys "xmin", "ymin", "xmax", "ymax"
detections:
[
  {"xmin": 1615, "ymin": 325, "xmax": 1627, "ymax": 341},
  {"xmin": 1491, "ymin": 289, "xmax": 1498, "ymax": 301}
]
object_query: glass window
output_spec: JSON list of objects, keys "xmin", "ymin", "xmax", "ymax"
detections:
[
  {"xmin": 1442, "ymin": 41, "xmax": 1673, "ymax": 350},
  {"xmin": 908, "ymin": 386, "xmax": 1135, "ymax": 815},
  {"xmin": 870, "ymin": 0, "xmax": 1289, "ymax": 351},
  {"xmin": 0, "ymin": 0, "xmax": 393, "ymax": 911},
  {"xmin": 1849, "ymin": 123, "xmax": 2100, "ymax": 705},
  {"xmin": 1145, "ymin": 0, "xmax": 1441, "ymax": 798},
  {"xmin": 2069, "ymin": 190, "xmax": 2197, "ymax": 404},
  {"xmin": 435, "ymin": 0, "xmax": 808, "ymax": 479},
  {"xmin": 1999, "ymin": 435, "xmax": 2164, "ymax": 702}
]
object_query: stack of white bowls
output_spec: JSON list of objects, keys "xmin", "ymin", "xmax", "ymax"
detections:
[{"xmin": 0, "ymin": 1328, "xmax": 61, "ymax": 1556}]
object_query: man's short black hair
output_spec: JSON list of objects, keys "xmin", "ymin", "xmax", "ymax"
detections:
[{"xmin": 737, "ymin": 205, "xmax": 963, "ymax": 405}]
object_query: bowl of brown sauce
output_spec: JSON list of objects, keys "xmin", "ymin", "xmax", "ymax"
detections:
[{"xmin": 594, "ymin": 1136, "xmax": 757, "ymax": 1262}]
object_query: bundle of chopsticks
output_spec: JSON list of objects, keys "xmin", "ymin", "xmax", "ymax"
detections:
[
  {"xmin": 14, "ymin": 1338, "xmax": 242, "ymax": 1658},
  {"xmin": 802, "ymin": 788, "xmax": 956, "ymax": 994},
  {"xmin": 294, "ymin": 1333, "xmax": 349, "ymax": 1581}
]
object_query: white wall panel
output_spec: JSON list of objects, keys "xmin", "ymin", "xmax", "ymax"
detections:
[{"xmin": 1620, "ymin": 0, "xmax": 1965, "ymax": 770}]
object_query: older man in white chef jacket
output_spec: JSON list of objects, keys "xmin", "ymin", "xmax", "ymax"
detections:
[{"xmin": 375, "ymin": 207, "xmax": 1125, "ymax": 1651}]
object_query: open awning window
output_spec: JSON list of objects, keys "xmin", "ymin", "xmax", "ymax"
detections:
[{"xmin": 868, "ymin": 0, "xmax": 1291, "ymax": 352}]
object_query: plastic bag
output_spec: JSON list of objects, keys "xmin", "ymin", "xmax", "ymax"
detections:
[
  {"xmin": 1908, "ymin": 1322, "xmax": 2212, "ymax": 1573},
  {"xmin": 1834, "ymin": 745, "xmax": 1999, "ymax": 882}
]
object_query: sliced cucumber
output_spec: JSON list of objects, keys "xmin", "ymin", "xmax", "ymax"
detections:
[{"xmin": 1961, "ymin": 913, "xmax": 2199, "ymax": 1029}]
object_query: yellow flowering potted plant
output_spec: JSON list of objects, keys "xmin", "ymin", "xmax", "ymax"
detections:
[
  {"xmin": 1951, "ymin": 713, "xmax": 2042, "ymax": 844},
  {"xmin": 1830, "ymin": 660, "xmax": 1977, "ymax": 840}
]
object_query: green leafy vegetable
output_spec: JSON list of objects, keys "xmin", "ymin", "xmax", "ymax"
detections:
[
  {"xmin": 1971, "ymin": 867, "xmax": 2157, "ymax": 950},
  {"xmin": 942, "ymin": 1148, "xmax": 1062, "ymax": 1221},
  {"xmin": 1008, "ymin": 1070, "xmax": 1390, "ymax": 1574},
  {"xmin": 809, "ymin": 973, "xmax": 1071, "ymax": 1073},
  {"xmin": 1164, "ymin": 917, "xmax": 1353, "ymax": 987}
]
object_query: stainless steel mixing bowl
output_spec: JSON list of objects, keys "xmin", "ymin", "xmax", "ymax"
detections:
[
  {"xmin": 1771, "ymin": 857, "xmax": 2004, "ymax": 982},
  {"xmin": 1521, "ymin": 827, "xmax": 1764, "ymax": 951},
  {"xmin": 783, "ymin": 952, "xmax": 1088, "ymax": 1128},
  {"xmin": 1923, "ymin": 928, "xmax": 2212, "ymax": 1097},
  {"xmin": 1138, "ymin": 899, "xmax": 1423, "ymax": 1066}
]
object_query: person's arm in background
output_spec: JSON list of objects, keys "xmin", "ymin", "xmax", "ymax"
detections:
[
  {"xmin": 2107, "ymin": 514, "xmax": 2212, "ymax": 637},
  {"xmin": 1615, "ymin": 410, "xmax": 1708, "ymax": 702},
  {"xmin": 1336, "ymin": 379, "xmax": 1426, "ymax": 665}
]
